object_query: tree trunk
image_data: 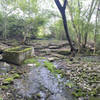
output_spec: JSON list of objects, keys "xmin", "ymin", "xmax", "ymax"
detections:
[
  {"xmin": 61, "ymin": 11, "xmax": 75, "ymax": 51},
  {"xmin": 54, "ymin": 0, "xmax": 75, "ymax": 52},
  {"xmin": 94, "ymin": 1, "xmax": 100, "ymax": 53},
  {"xmin": 83, "ymin": 0, "xmax": 98, "ymax": 48}
]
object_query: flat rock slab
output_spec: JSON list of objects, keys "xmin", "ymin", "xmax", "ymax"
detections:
[
  {"xmin": 47, "ymin": 94, "xmax": 68, "ymax": 100},
  {"xmin": 0, "ymin": 62, "xmax": 11, "ymax": 74},
  {"xmin": 14, "ymin": 63, "xmax": 74, "ymax": 100},
  {"xmin": 0, "ymin": 43, "xmax": 10, "ymax": 52}
]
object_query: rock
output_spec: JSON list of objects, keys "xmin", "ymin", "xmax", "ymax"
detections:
[
  {"xmin": 0, "ymin": 43, "xmax": 10, "ymax": 53},
  {"xmin": 49, "ymin": 46, "xmax": 60, "ymax": 49},
  {"xmin": 14, "ymin": 66, "xmax": 74, "ymax": 99},
  {"xmin": 51, "ymin": 53, "xmax": 66, "ymax": 59},
  {"xmin": 47, "ymin": 57, "xmax": 58, "ymax": 62},
  {"xmin": 56, "ymin": 49, "xmax": 70, "ymax": 55},
  {"xmin": 0, "ymin": 54, "xmax": 2, "ymax": 60},
  {"xmin": 47, "ymin": 94, "xmax": 68, "ymax": 100},
  {"xmin": 27, "ymin": 64, "xmax": 34, "ymax": 67},
  {"xmin": 0, "ymin": 62, "xmax": 11, "ymax": 74},
  {"xmin": 3, "ymin": 46, "xmax": 34, "ymax": 65},
  {"xmin": 39, "ymin": 49, "xmax": 51, "ymax": 54}
]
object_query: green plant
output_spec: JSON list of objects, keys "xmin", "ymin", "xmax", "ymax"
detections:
[
  {"xmin": 44, "ymin": 61, "xmax": 55, "ymax": 73},
  {"xmin": 24, "ymin": 58, "xmax": 40, "ymax": 67},
  {"xmin": 3, "ymin": 77, "xmax": 14, "ymax": 84},
  {"xmin": 0, "ymin": 98, "xmax": 3, "ymax": 100},
  {"xmin": 0, "ymin": 85, "xmax": 9, "ymax": 90},
  {"xmin": 13, "ymin": 73, "xmax": 20, "ymax": 79},
  {"xmin": 24, "ymin": 58, "xmax": 37, "ymax": 64},
  {"xmin": 66, "ymin": 81, "xmax": 74, "ymax": 88}
]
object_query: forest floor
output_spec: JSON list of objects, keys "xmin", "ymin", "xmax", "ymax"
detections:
[{"xmin": 0, "ymin": 39, "xmax": 100, "ymax": 100}]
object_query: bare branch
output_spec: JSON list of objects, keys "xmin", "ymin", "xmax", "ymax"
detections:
[
  {"xmin": 63, "ymin": 0, "xmax": 67, "ymax": 10},
  {"xmin": 54, "ymin": 0, "xmax": 63, "ymax": 12}
]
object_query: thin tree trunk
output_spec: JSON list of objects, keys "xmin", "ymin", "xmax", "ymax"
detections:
[
  {"xmin": 62, "ymin": 11, "xmax": 75, "ymax": 51},
  {"xmin": 68, "ymin": 2, "xmax": 81, "ymax": 52},
  {"xmin": 94, "ymin": 1, "xmax": 100, "ymax": 53},
  {"xmin": 83, "ymin": 0, "xmax": 98, "ymax": 47}
]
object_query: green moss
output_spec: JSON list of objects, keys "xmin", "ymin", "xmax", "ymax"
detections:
[
  {"xmin": 88, "ymin": 88, "xmax": 97, "ymax": 96},
  {"xmin": 72, "ymin": 91, "xmax": 86, "ymax": 97},
  {"xmin": 19, "ymin": 48, "xmax": 32, "ymax": 53},
  {"xmin": 4, "ymin": 46, "xmax": 20, "ymax": 52},
  {"xmin": 55, "ymin": 69, "xmax": 62, "ymax": 74},
  {"xmin": 4, "ymin": 46, "xmax": 32, "ymax": 53},
  {"xmin": 0, "ymin": 98, "xmax": 3, "ymax": 100},
  {"xmin": 44, "ymin": 61, "xmax": 55, "ymax": 73},
  {"xmin": 36, "ymin": 93, "xmax": 41, "ymax": 97},
  {"xmin": 3, "ymin": 77, "xmax": 14, "ymax": 84},
  {"xmin": 72, "ymin": 88, "xmax": 86, "ymax": 97},
  {"xmin": 39, "ymin": 57, "xmax": 46, "ymax": 59},
  {"xmin": 35, "ymin": 62, "xmax": 41, "ymax": 67},
  {"xmin": 13, "ymin": 73, "xmax": 20, "ymax": 79},
  {"xmin": 0, "ymin": 85, "xmax": 9, "ymax": 90},
  {"xmin": 66, "ymin": 81, "xmax": 74, "ymax": 88},
  {"xmin": 24, "ymin": 58, "xmax": 40, "ymax": 67},
  {"xmin": 44, "ymin": 61, "xmax": 64, "ymax": 78},
  {"xmin": 24, "ymin": 58, "xmax": 37, "ymax": 64}
]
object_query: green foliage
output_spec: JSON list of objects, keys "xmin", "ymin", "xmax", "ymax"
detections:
[
  {"xmin": 13, "ymin": 73, "xmax": 20, "ymax": 79},
  {"xmin": 0, "ymin": 98, "xmax": 3, "ymax": 100},
  {"xmin": 72, "ymin": 88, "xmax": 86, "ymax": 97},
  {"xmin": 24, "ymin": 58, "xmax": 40, "ymax": 67},
  {"xmin": 66, "ymin": 81, "xmax": 74, "ymax": 88},
  {"xmin": 44, "ymin": 61, "xmax": 64, "ymax": 78},
  {"xmin": 16, "ymin": 0, "xmax": 38, "ymax": 13},
  {"xmin": 44, "ymin": 61, "xmax": 56, "ymax": 73},
  {"xmin": 49, "ymin": 20, "xmax": 66, "ymax": 40},
  {"xmin": 24, "ymin": 58, "xmax": 37, "ymax": 64},
  {"xmin": 0, "ymin": 13, "xmax": 48, "ymax": 39},
  {"xmin": 3, "ymin": 77, "xmax": 14, "ymax": 84},
  {"xmin": 96, "ymin": 34, "xmax": 100, "ymax": 50},
  {"xmin": 0, "ymin": 85, "xmax": 9, "ymax": 90},
  {"xmin": 2, "ymin": 73, "xmax": 20, "ymax": 84}
]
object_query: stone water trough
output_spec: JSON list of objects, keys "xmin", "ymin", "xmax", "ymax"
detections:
[{"xmin": 3, "ymin": 46, "xmax": 34, "ymax": 65}]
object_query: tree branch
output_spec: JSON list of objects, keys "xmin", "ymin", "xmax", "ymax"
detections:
[
  {"xmin": 54, "ymin": 0, "xmax": 63, "ymax": 12},
  {"xmin": 63, "ymin": 0, "xmax": 67, "ymax": 10}
]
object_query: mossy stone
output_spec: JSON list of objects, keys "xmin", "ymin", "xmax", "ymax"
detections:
[{"xmin": 3, "ymin": 46, "xmax": 34, "ymax": 65}]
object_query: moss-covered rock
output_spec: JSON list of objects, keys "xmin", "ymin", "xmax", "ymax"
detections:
[
  {"xmin": 56, "ymin": 49, "xmax": 70, "ymax": 55},
  {"xmin": 3, "ymin": 46, "xmax": 34, "ymax": 65},
  {"xmin": 3, "ymin": 77, "xmax": 14, "ymax": 84},
  {"xmin": 0, "ymin": 85, "xmax": 9, "ymax": 90}
]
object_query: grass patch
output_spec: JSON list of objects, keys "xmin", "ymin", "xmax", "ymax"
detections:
[
  {"xmin": 24, "ymin": 58, "xmax": 40, "ymax": 67},
  {"xmin": 0, "ymin": 98, "xmax": 3, "ymax": 100},
  {"xmin": 3, "ymin": 77, "xmax": 14, "ymax": 84},
  {"xmin": 44, "ymin": 61, "xmax": 64, "ymax": 78},
  {"xmin": 24, "ymin": 58, "xmax": 37, "ymax": 64},
  {"xmin": 13, "ymin": 73, "xmax": 20, "ymax": 79},
  {"xmin": 44, "ymin": 61, "xmax": 56, "ymax": 73}
]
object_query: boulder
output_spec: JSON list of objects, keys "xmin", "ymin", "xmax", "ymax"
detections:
[
  {"xmin": 56, "ymin": 49, "xmax": 70, "ymax": 55},
  {"xmin": 3, "ymin": 46, "xmax": 34, "ymax": 65},
  {"xmin": 0, "ymin": 62, "xmax": 11, "ymax": 74},
  {"xmin": 47, "ymin": 94, "xmax": 67, "ymax": 100},
  {"xmin": 0, "ymin": 43, "xmax": 10, "ymax": 53}
]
